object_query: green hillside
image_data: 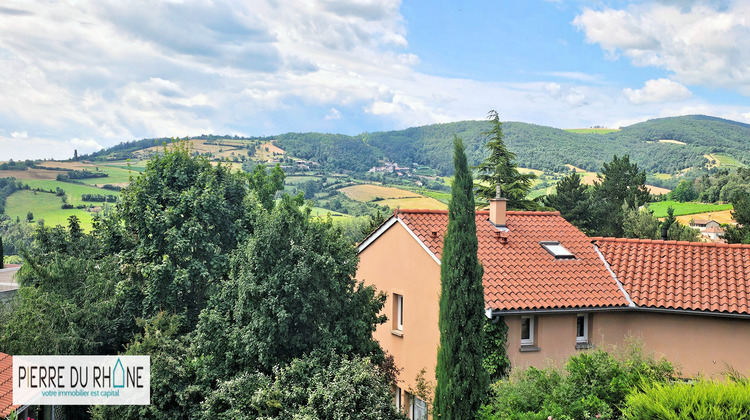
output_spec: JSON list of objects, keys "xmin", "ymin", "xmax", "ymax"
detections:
[{"xmin": 268, "ymin": 115, "xmax": 750, "ymax": 179}]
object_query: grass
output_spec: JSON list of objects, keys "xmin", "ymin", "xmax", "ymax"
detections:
[
  {"xmin": 379, "ymin": 196, "xmax": 447, "ymax": 210},
  {"xmin": 564, "ymin": 128, "xmax": 620, "ymax": 134},
  {"xmin": 23, "ymin": 180, "xmax": 118, "ymax": 206},
  {"xmin": 648, "ymin": 200, "xmax": 733, "ymax": 218},
  {"xmin": 5, "ymin": 190, "xmax": 96, "ymax": 231},
  {"xmin": 309, "ymin": 207, "xmax": 351, "ymax": 218},
  {"xmin": 713, "ymin": 153, "xmax": 744, "ymax": 167}
]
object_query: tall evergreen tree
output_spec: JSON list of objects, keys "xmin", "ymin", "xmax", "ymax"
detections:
[
  {"xmin": 589, "ymin": 155, "xmax": 650, "ymax": 237},
  {"xmin": 0, "ymin": 236, "xmax": 4, "ymax": 269},
  {"xmin": 475, "ymin": 110, "xmax": 537, "ymax": 210},
  {"xmin": 434, "ymin": 136, "xmax": 488, "ymax": 419},
  {"xmin": 725, "ymin": 191, "xmax": 750, "ymax": 244},
  {"xmin": 542, "ymin": 171, "xmax": 591, "ymax": 231}
]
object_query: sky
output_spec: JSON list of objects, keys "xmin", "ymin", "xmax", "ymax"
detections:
[{"xmin": 1, "ymin": 0, "xmax": 749, "ymax": 160}]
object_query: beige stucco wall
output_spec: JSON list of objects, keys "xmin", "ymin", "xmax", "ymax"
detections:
[
  {"xmin": 507, "ymin": 311, "xmax": 750, "ymax": 377},
  {"xmin": 357, "ymin": 221, "xmax": 442, "ymax": 399}
]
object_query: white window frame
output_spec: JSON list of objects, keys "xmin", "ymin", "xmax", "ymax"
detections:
[
  {"xmin": 396, "ymin": 294, "xmax": 404, "ymax": 331},
  {"xmin": 520, "ymin": 316, "xmax": 534, "ymax": 346},
  {"xmin": 576, "ymin": 313, "xmax": 589, "ymax": 344},
  {"xmin": 395, "ymin": 385, "xmax": 401, "ymax": 410},
  {"xmin": 410, "ymin": 394, "xmax": 428, "ymax": 420}
]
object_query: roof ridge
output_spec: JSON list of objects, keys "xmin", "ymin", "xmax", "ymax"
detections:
[
  {"xmin": 394, "ymin": 209, "xmax": 562, "ymax": 216},
  {"xmin": 594, "ymin": 237, "xmax": 750, "ymax": 249}
]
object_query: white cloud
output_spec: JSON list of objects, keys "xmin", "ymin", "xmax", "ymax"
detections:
[
  {"xmin": 574, "ymin": 2, "xmax": 750, "ymax": 94},
  {"xmin": 624, "ymin": 78, "xmax": 692, "ymax": 104},
  {"xmin": 10, "ymin": 131, "xmax": 27, "ymax": 138},
  {"xmin": 325, "ymin": 108, "xmax": 342, "ymax": 120}
]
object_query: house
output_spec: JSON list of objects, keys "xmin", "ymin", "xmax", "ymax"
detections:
[{"xmin": 357, "ymin": 199, "xmax": 750, "ymax": 417}]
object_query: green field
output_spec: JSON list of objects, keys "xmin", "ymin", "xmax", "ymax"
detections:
[
  {"xmin": 564, "ymin": 128, "xmax": 620, "ymax": 134},
  {"xmin": 647, "ymin": 200, "xmax": 733, "ymax": 218},
  {"xmin": 712, "ymin": 154, "xmax": 745, "ymax": 167},
  {"xmin": 78, "ymin": 165, "xmax": 137, "ymax": 185},
  {"xmin": 5, "ymin": 190, "xmax": 96, "ymax": 231},
  {"xmin": 24, "ymin": 179, "xmax": 119, "ymax": 206},
  {"xmin": 310, "ymin": 207, "xmax": 351, "ymax": 219}
]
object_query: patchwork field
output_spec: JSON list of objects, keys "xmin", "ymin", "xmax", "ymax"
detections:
[
  {"xmin": 0, "ymin": 168, "xmax": 66, "ymax": 180},
  {"xmin": 339, "ymin": 184, "xmax": 447, "ymax": 210},
  {"xmin": 5, "ymin": 190, "xmax": 96, "ymax": 231}
]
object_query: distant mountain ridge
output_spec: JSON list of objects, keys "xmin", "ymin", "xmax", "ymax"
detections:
[{"xmin": 91, "ymin": 115, "xmax": 750, "ymax": 179}]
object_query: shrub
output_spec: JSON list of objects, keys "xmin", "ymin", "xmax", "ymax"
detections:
[
  {"xmin": 623, "ymin": 379, "xmax": 750, "ymax": 419},
  {"xmin": 480, "ymin": 341, "xmax": 677, "ymax": 420}
]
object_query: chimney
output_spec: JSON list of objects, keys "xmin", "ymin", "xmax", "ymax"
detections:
[{"xmin": 489, "ymin": 198, "xmax": 507, "ymax": 227}]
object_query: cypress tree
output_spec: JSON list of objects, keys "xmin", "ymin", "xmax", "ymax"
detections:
[
  {"xmin": 0, "ymin": 236, "xmax": 4, "ymax": 269},
  {"xmin": 434, "ymin": 136, "xmax": 488, "ymax": 418}
]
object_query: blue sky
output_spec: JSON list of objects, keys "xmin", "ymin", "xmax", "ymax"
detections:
[{"xmin": 1, "ymin": 0, "xmax": 749, "ymax": 160}]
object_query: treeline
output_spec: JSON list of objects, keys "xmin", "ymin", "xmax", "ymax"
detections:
[
  {"xmin": 56, "ymin": 169, "xmax": 109, "ymax": 182},
  {"xmin": 670, "ymin": 167, "xmax": 750, "ymax": 203},
  {"xmin": 81, "ymin": 193, "xmax": 118, "ymax": 202},
  {"xmin": 0, "ymin": 160, "xmax": 36, "ymax": 171}
]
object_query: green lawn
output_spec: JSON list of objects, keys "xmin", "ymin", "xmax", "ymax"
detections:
[
  {"xmin": 564, "ymin": 128, "xmax": 620, "ymax": 134},
  {"xmin": 647, "ymin": 200, "xmax": 733, "ymax": 218},
  {"xmin": 24, "ymin": 180, "xmax": 118, "ymax": 206},
  {"xmin": 5, "ymin": 190, "xmax": 96, "ymax": 231}
]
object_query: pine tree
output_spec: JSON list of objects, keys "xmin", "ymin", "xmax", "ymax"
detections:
[
  {"xmin": 434, "ymin": 136, "xmax": 488, "ymax": 419},
  {"xmin": 475, "ymin": 110, "xmax": 537, "ymax": 210}
]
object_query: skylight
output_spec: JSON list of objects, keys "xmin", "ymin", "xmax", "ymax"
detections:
[{"xmin": 540, "ymin": 241, "xmax": 575, "ymax": 259}]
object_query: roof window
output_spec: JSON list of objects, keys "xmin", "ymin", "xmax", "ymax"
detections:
[{"xmin": 540, "ymin": 241, "xmax": 575, "ymax": 259}]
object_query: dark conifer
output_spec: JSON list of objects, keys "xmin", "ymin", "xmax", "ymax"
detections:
[{"xmin": 434, "ymin": 136, "xmax": 488, "ymax": 419}]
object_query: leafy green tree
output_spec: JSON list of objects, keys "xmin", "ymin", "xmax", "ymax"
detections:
[
  {"xmin": 434, "ymin": 136, "xmax": 488, "ymax": 419},
  {"xmin": 725, "ymin": 191, "xmax": 750, "ymax": 243},
  {"xmin": 475, "ymin": 110, "xmax": 537, "ymax": 210},
  {"xmin": 542, "ymin": 171, "xmax": 591, "ymax": 231},
  {"xmin": 483, "ymin": 318, "xmax": 510, "ymax": 383},
  {"xmin": 26, "ymin": 212, "xmax": 33, "ymax": 222},
  {"xmin": 622, "ymin": 207, "xmax": 660, "ymax": 240},
  {"xmin": 116, "ymin": 141, "xmax": 259, "ymax": 326},
  {"xmin": 202, "ymin": 353, "xmax": 405, "ymax": 420},
  {"xmin": 590, "ymin": 155, "xmax": 651, "ymax": 237},
  {"xmin": 196, "ymin": 194, "xmax": 387, "ymax": 376},
  {"xmin": 670, "ymin": 179, "xmax": 698, "ymax": 202},
  {"xmin": 91, "ymin": 313, "xmax": 208, "ymax": 420},
  {"xmin": 248, "ymin": 163, "xmax": 285, "ymax": 211}
]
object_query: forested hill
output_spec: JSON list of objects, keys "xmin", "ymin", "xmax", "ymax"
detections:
[
  {"xmin": 91, "ymin": 115, "xmax": 750, "ymax": 176},
  {"xmin": 272, "ymin": 115, "xmax": 750, "ymax": 176}
]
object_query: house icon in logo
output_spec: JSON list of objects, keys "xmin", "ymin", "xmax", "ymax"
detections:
[{"xmin": 113, "ymin": 358, "xmax": 125, "ymax": 388}]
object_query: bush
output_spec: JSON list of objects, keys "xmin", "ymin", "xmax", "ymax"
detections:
[
  {"xmin": 480, "ymin": 342, "xmax": 677, "ymax": 420},
  {"xmin": 623, "ymin": 380, "xmax": 750, "ymax": 419}
]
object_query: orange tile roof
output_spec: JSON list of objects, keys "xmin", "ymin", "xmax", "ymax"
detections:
[
  {"xmin": 395, "ymin": 209, "xmax": 630, "ymax": 311},
  {"xmin": 0, "ymin": 352, "xmax": 18, "ymax": 419},
  {"xmin": 594, "ymin": 238, "xmax": 750, "ymax": 315}
]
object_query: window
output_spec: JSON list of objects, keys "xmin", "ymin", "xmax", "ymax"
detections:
[
  {"xmin": 395, "ymin": 386, "xmax": 402, "ymax": 411},
  {"xmin": 521, "ymin": 316, "xmax": 534, "ymax": 346},
  {"xmin": 410, "ymin": 395, "xmax": 428, "ymax": 420},
  {"xmin": 576, "ymin": 314, "xmax": 589, "ymax": 344},
  {"xmin": 540, "ymin": 241, "xmax": 575, "ymax": 259},
  {"xmin": 392, "ymin": 294, "xmax": 404, "ymax": 335}
]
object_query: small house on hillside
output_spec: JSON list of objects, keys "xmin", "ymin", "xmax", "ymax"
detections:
[{"xmin": 357, "ymin": 200, "xmax": 750, "ymax": 418}]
